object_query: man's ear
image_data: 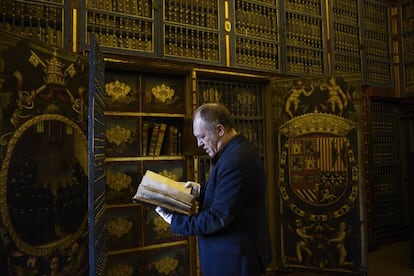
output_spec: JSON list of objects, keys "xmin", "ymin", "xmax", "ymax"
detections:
[{"xmin": 216, "ymin": 124, "xmax": 224, "ymax": 136}]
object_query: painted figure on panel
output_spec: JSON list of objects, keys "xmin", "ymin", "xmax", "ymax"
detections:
[
  {"xmin": 285, "ymin": 80, "xmax": 315, "ymax": 118},
  {"xmin": 281, "ymin": 76, "xmax": 356, "ymax": 120},
  {"xmin": 286, "ymin": 218, "xmax": 354, "ymax": 269},
  {"xmin": 294, "ymin": 218, "xmax": 313, "ymax": 264},
  {"xmin": 320, "ymin": 76, "xmax": 348, "ymax": 116},
  {"xmin": 328, "ymin": 221, "xmax": 353, "ymax": 267}
]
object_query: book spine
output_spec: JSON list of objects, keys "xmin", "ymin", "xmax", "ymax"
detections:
[
  {"xmin": 177, "ymin": 129, "xmax": 182, "ymax": 155},
  {"xmin": 141, "ymin": 120, "xmax": 150, "ymax": 156},
  {"xmin": 148, "ymin": 123, "xmax": 160, "ymax": 156},
  {"xmin": 130, "ymin": 0, "xmax": 138, "ymax": 16},
  {"xmin": 154, "ymin": 123, "xmax": 167, "ymax": 156},
  {"xmin": 168, "ymin": 125, "xmax": 179, "ymax": 155}
]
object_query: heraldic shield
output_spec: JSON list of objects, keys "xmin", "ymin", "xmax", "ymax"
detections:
[
  {"xmin": 284, "ymin": 136, "xmax": 357, "ymax": 209},
  {"xmin": 273, "ymin": 75, "xmax": 367, "ymax": 275}
]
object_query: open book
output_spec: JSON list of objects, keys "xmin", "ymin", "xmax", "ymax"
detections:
[{"xmin": 132, "ymin": 170, "xmax": 195, "ymax": 215}]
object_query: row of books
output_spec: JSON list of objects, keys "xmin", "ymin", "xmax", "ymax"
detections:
[{"xmin": 141, "ymin": 121, "xmax": 181, "ymax": 156}]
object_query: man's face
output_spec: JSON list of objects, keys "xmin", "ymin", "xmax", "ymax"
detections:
[{"xmin": 193, "ymin": 116, "xmax": 220, "ymax": 157}]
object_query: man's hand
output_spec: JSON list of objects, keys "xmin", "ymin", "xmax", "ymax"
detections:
[
  {"xmin": 155, "ymin": 206, "xmax": 173, "ymax": 224},
  {"xmin": 184, "ymin": 181, "xmax": 201, "ymax": 197}
]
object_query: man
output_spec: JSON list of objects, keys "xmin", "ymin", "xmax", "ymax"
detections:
[{"xmin": 156, "ymin": 103, "xmax": 272, "ymax": 275}]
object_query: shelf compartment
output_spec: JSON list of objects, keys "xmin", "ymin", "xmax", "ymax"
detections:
[
  {"xmin": 0, "ymin": 0, "xmax": 64, "ymax": 47},
  {"xmin": 286, "ymin": 46, "xmax": 324, "ymax": 75},
  {"xmin": 362, "ymin": 0, "xmax": 392, "ymax": 86},
  {"xmin": 164, "ymin": 24, "xmax": 220, "ymax": 62},
  {"xmin": 84, "ymin": 0, "xmax": 154, "ymax": 53},
  {"xmin": 235, "ymin": 36, "xmax": 279, "ymax": 70}
]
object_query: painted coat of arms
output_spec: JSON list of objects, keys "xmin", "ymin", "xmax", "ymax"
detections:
[
  {"xmin": 273, "ymin": 75, "xmax": 366, "ymax": 274},
  {"xmin": 288, "ymin": 136, "xmax": 350, "ymax": 207}
]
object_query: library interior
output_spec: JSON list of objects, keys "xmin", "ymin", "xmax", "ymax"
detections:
[{"xmin": 0, "ymin": 0, "xmax": 413, "ymax": 275}]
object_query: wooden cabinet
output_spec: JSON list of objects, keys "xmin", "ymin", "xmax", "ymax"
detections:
[
  {"xmin": 102, "ymin": 64, "xmax": 196, "ymax": 275},
  {"xmin": 400, "ymin": 0, "xmax": 414, "ymax": 95},
  {"xmin": 270, "ymin": 74, "xmax": 368, "ymax": 274},
  {"xmin": 369, "ymin": 98, "xmax": 403, "ymax": 243},
  {"xmin": 0, "ymin": 29, "xmax": 90, "ymax": 276},
  {"xmin": 398, "ymin": 96, "xmax": 414, "ymax": 266},
  {"xmin": 100, "ymin": 65, "xmax": 272, "ymax": 275},
  {"xmin": 361, "ymin": 87, "xmax": 408, "ymax": 250}
]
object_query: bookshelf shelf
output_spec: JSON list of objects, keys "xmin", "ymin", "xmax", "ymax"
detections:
[
  {"xmin": 105, "ymin": 111, "xmax": 186, "ymax": 117},
  {"xmin": 106, "ymin": 240, "xmax": 188, "ymax": 256},
  {"xmin": 105, "ymin": 156, "xmax": 186, "ymax": 162}
]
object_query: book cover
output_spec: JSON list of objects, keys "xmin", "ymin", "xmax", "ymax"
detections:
[{"xmin": 132, "ymin": 170, "xmax": 195, "ymax": 214}]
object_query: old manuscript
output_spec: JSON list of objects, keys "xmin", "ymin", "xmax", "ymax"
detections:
[{"xmin": 132, "ymin": 170, "xmax": 194, "ymax": 214}]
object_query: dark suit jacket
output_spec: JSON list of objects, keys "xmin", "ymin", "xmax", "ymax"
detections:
[{"xmin": 171, "ymin": 135, "xmax": 273, "ymax": 276}]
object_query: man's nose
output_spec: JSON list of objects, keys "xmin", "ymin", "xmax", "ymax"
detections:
[{"xmin": 197, "ymin": 140, "xmax": 203, "ymax": 147}]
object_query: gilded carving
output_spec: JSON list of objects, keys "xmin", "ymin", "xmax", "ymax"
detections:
[
  {"xmin": 158, "ymin": 169, "xmax": 179, "ymax": 181},
  {"xmin": 279, "ymin": 113, "xmax": 355, "ymax": 138},
  {"xmin": 106, "ymin": 217, "xmax": 133, "ymax": 238},
  {"xmin": 153, "ymin": 214, "xmax": 171, "ymax": 233},
  {"xmin": 105, "ymin": 125, "xmax": 133, "ymax": 146},
  {"xmin": 5, "ymin": 49, "xmax": 87, "ymax": 128},
  {"xmin": 152, "ymin": 256, "xmax": 179, "ymax": 275},
  {"xmin": 107, "ymin": 264, "xmax": 134, "ymax": 276},
  {"xmin": 105, "ymin": 80, "xmax": 135, "ymax": 103},
  {"xmin": 202, "ymin": 87, "xmax": 220, "ymax": 103},
  {"xmin": 151, "ymin": 83, "xmax": 176, "ymax": 103},
  {"xmin": 106, "ymin": 171, "xmax": 132, "ymax": 192}
]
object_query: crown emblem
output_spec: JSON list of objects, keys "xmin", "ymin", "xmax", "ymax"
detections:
[
  {"xmin": 29, "ymin": 49, "xmax": 77, "ymax": 88},
  {"xmin": 279, "ymin": 112, "xmax": 355, "ymax": 138},
  {"xmin": 44, "ymin": 51, "xmax": 66, "ymax": 87},
  {"xmin": 8, "ymin": 49, "xmax": 84, "ymax": 127}
]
